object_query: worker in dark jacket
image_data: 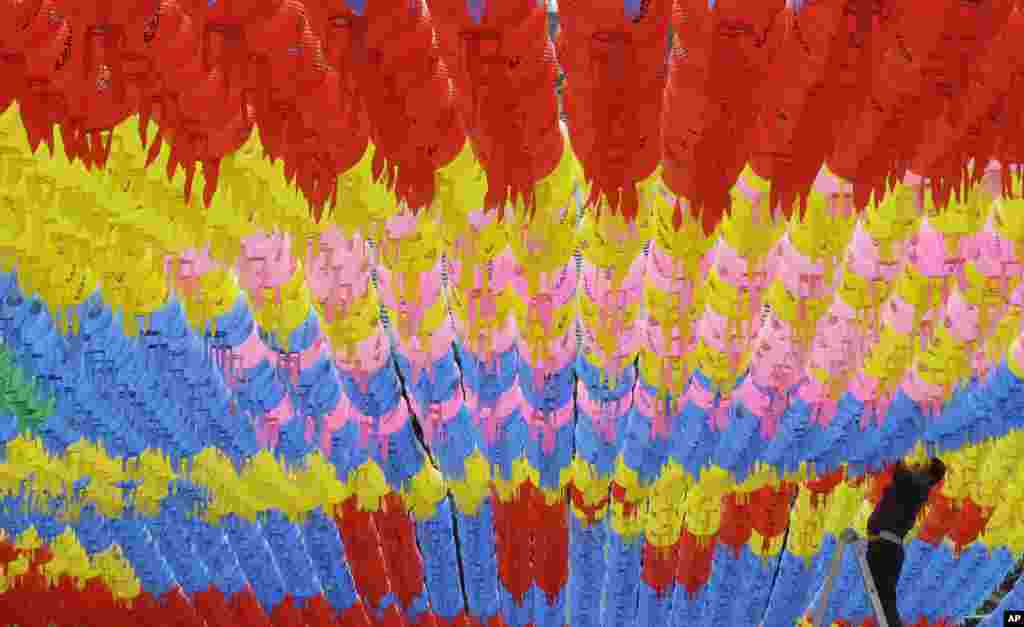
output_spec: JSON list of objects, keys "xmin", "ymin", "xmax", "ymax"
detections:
[{"xmin": 865, "ymin": 457, "xmax": 946, "ymax": 627}]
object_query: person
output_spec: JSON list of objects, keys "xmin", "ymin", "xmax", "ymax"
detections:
[{"xmin": 865, "ymin": 457, "xmax": 947, "ymax": 627}]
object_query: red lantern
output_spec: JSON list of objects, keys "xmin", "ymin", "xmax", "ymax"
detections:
[
  {"xmin": 748, "ymin": 0, "xmax": 850, "ymax": 215},
  {"xmin": 919, "ymin": 0, "xmax": 1013, "ymax": 120},
  {"xmin": 303, "ymin": 594, "xmax": 343, "ymax": 627},
  {"xmin": 14, "ymin": 561, "xmax": 56, "ymax": 627},
  {"xmin": 192, "ymin": 585, "xmax": 237, "ymax": 627},
  {"xmin": 287, "ymin": 67, "xmax": 370, "ymax": 219},
  {"xmin": 113, "ymin": 6, "xmax": 162, "ymax": 110},
  {"xmin": 492, "ymin": 484, "xmax": 532, "ymax": 604},
  {"xmin": 804, "ymin": 467, "xmax": 846, "ymax": 507},
  {"xmin": 306, "ymin": 2, "xmax": 374, "ymax": 214},
  {"xmin": 51, "ymin": 28, "xmax": 135, "ymax": 169},
  {"xmin": 51, "ymin": 575, "xmax": 81, "ymax": 627},
  {"xmin": 238, "ymin": 1, "xmax": 310, "ymax": 134},
  {"xmin": 557, "ymin": 0, "xmax": 669, "ymax": 222},
  {"xmin": 376, "ymin": 605, "xmax": 407, "ymax": 627},
  {"xmin": 568, "ymin": 483, "xmax": 610, "ymax": 525},
  {"xmin": 327, "ymin": 0, "xmax": 465, "ymax": 212},
  {"xmin": 748, "ymin": 482, "xmax": 796, "ymax": 549},
  {"xmin": 371, "ymin": 493, "xmax": 428, "ymax": 612},
  {"xmin": 76, "ymin": 576, "xmax": 114, "ymax": 626},
  {"xmin": 979, "ymin": 9, "xmax": 1024, "ymax": 193},
  {"xmin": 947, "ymin": 497, "xmax": 992, "ymax": 552},
  {"xmin": 911, "ymin": 8, "xmax": 1021, "ymax": 196},
  {"xmin": 242, "ymin": 3, "xmax": 362, "ymax": 214},
  {"xmin": 189, "ymin": 0, "xmax": 283, "ymax": 88},
  {"xmin": 230, "ymin": 586, "xmax": 274, "ymax": 627},
  {"xmin": 244, "ymin": 0, "xmax": 309, "ymax": 61},
  {"xmin": 0, "ymin": 0, "xmax": 38, "ymax": 113},
  {"xmin": 92, "ymin": 577, "xmax": 129, "ymax": 626},
  {"xmin": 47, "ymin": 0, "xmax": 153, "ymax": 104},
  {"xmin": 334, "ymin": 498, "xmax": 392, "ymax": 610},
  {"xmin": 0, "ymin": 538, "xmax": 18, "ymax": 566},
  {"xmin": 431, "ymin": 0, "xmax": 560, "ymax": 217},
  {"xmin": 166, "ymin": 587, "xmax": 208, "ymax": 627},
  {"xmin": 901, "ymin": 0, "xmax": 1012, "ymax": 203},
  {"xmin": 30, "ymin": 544, "xmax": 53, "ymax": 569},
  {"xmin": 310, "ymin": 1, "xmax": 360, "ymax": 77},
  {"xmin": 248, "ymin": 1, "xmax": 331, "ymax": 112},
  {"xmin": 642, "ymin": 540, "xmax": 681, "ymax": 598},
  {"xmin": 336, "ymin": 600, "xmax": 373, "ymax": 627},
  {"xmin": 717, "ymin": 492, "xmax": 754, "ymax": 557},
  {"xmin": 609, "ymin": 481, "xmax": 642, "ymax": 519},
  {"xmin": 148, "ymin": 63, "xmax": 251, "ymax": 204},
  {"xmin": 129, "ymin": 0, "xmax": 206, "ymax": 150},
  {"xmin": 532, "ymin": 486, "xmax": 569, "ymax": 606},
  {"xmin": 270, "ymin": 595, "xmax": 308, "ymax": 627},
  {"xmin": 827, "ymin": 0, "xmax": 960, "ymax": 208},
  {"xmin": 661, "ymin": 0, "xmax": 787, "ymax": 233},
  {"xmin": 675, "ymin": 527, "xmax": 716, "ymax": 597},
  {"xmin": 4, "ymin": 574, "xmax": 50, "ymax": 627},
  {"xmin": 917, "ymin": 492, "xmax": 954, "ymax": 546},
  {"xmin": 131, "ymin": 591, "xmax": 165, "ymax": 626},
  {"xmin": 14, "ymin": 0, "xmax": 74, "ymax": 155},
  {"xmin": 994, "ymin": 7, "xmax": 1024, "ymax": 171},
  {"xmin": 0, "ymin": 0, "xmax": 44, "ymax": 43}
]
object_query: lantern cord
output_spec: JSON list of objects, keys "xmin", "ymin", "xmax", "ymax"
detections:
[{"xmin": 759, "ymin": 489, "xmax": 797, "ymax": 626}]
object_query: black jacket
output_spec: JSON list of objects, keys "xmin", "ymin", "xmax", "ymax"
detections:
[{"xmin": 867, "ymin": 458, "xmax": 946, "ymax": 538}]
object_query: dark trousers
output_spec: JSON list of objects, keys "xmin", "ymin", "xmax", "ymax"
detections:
[{"xmin": 866, "ymin": 538, "xmax": 905, "ymax": 627}]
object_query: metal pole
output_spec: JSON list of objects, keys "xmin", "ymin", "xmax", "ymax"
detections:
[{"xmin": 812, "ymin": 533, "xmax": 851, "ymax": 627}]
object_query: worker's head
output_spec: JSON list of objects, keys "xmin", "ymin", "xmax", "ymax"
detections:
[
  {"xmin": 905, "ymin": 445, "xmax": 930, "ymax": 471},
  {"xmin": 906, "ymin": 456, "xmax": 946, "ymax": 485}
]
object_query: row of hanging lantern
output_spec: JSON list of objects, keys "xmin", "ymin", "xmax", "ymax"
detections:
[{"xmin": 6, "ymin": 0, "xmax": 1024, "ymax": 232}]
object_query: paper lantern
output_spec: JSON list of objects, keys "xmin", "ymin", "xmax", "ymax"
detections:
[
  {"xmin": 912, "ymin": 20, "xmax": 1021, "ymax": 191},
  {"xmin": 804, "ymin": 467, "xmax": 846, "ymax": 507},
  {"xmin": 153, "ymin": 65, "xmax": 251, "ymax": 204},
  {"xmin": 747, "ymin": 482, "xmax": 796, "ymax": 549},
  {"xmin": 749, "ymin": 0, "xmax": 848, "ymax": 213},
  {"xmin": 331, "ymin": 0, "xmax": 466, "ymax": 212},
  {"xmin": 675, "ymin": 527, "xmax": 716, "ymax": 596},
  {"xmin": 557, "ymin": 0, "xmax": 669, "ymax": 222},
  {"xmin": 994, "ymin": 16, "xmax": 1024, "ymax": 169},
  {"xmin": 661, "ymin": 0, "xmax": 786, "ymax": 232},
  {"xmin": 917, "ymin": 492, "xmax": 955, "ymax": 545},
  {"xmin": 431, "ymin": 0, "xmax": 562, "ymax": 214},
  {"xmin": 947, "ymin": 497, "xmax": 992, "ymax": 552},
  {"xmin": 828, "ymin": 0, "xmax": 959, "ymax": 206},
  {"xmin": 716, "ymin": 492, "xmax": 753, "ymax": 558},
  {"xmin": 128, "ymin": 0, "xmax": 206, "ymax": 153}
]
